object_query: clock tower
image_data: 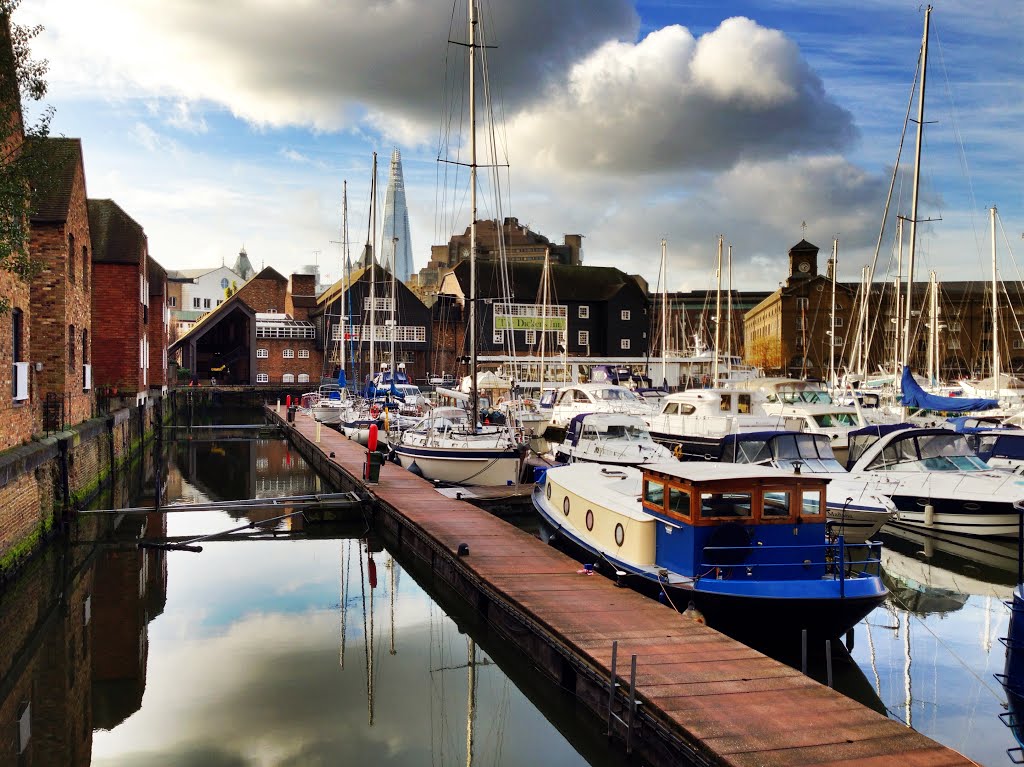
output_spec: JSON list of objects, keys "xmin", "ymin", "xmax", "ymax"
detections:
[{"xmin": 787, "ymin": 239, "xmax": 818, "ymax": 284}]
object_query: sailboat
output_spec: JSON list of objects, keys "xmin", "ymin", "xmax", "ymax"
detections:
[{"xmin": 392, "ymin": 0, "xmax": 527, "ymax": 486}]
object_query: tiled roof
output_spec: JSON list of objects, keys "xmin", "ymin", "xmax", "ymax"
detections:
[
  {"xmin": 26, "ymin": 137, "xmax": 84, "ymax": 224},
  {"xmin": 88, "ymin": 199, "xmax": 146, "ymax": 264},
  {"xmin": 447, "ymin": 261, "xmax": 642, "ymax": 303}
]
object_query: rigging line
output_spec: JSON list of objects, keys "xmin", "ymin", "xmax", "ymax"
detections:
[
  {"xmin": 847, "ymin": 46, "xmax": 921, "ymax": 374},
  {"xmin": 932, "ymin": 22, "xmax": 986, "ymax": 265}
]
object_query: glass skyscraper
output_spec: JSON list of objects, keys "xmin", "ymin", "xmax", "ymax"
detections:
[{"xmin": 381, "ymin": 148, "xmax": 414, "ymax": 282}]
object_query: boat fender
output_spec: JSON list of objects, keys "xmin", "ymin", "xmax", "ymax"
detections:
[
  {"xmin": 681, "ymin": 600, "xmax": 706, "ymax": 624},
  {"xmin": 924, "ymin": 502, "xmax": 935, "ymax": 527}
]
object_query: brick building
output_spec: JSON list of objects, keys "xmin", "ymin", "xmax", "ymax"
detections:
[
  {"xmin": 147, "ymin": 257, "xmax": 168, "ymax": 389},
  {"xmin": 27, "ymin": 137, "xmax": 95, "ymax": 428},
  {"xmin": 88, "ymin": 199, "xmax": 158, "ymax": 400},
  {"xmin": 412, "ymin": 217, "xmax": 583, "ymax": 302},
  {"xmin": 0, "ymin": 14, "xmax": 34, "ymax": 449},
  {"xmin": 170, "ymin": 268, "xmax": 323, "ymax": 385}
]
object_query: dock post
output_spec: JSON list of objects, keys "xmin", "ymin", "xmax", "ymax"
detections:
[
  {"xmin": 626, "ymin": 654, "xmax": 638, "ymax": 755},
  {"xmin": 316, "ymin": 421, "xmax": 322, "ymax": 443},
  {"xmin": 825, "ymin": 640, "xmax": 834, "ymax": 688},
  {"xmin": 606, "ymin": 641, "xmax": 619, "ymax": 737},
  {"xmin": 801, "ymin": 629, "xmax": 807, "ymax": 675}
]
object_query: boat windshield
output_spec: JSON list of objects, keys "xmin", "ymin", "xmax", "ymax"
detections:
[
  {"xmin": 592, "ymin": 387, "xmax": 643, "ymax": 402},
  {"xmin": 865, "ymin": 432, "xmax": 989, "ymax": 472},
  {"xmin": 811, "ymin": 412, "xmax": 858, "ymax": 427},
  {"xmin": 776, "ymin": 388, "xmax": 833, "ymax": 405}
]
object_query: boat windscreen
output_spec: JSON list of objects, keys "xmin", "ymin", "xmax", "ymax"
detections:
[
  {"xmin": 868, "ymin": 432, "xmax": 989, "ymax": 471},
  {"xmin": 978, "ymin": 434, "xmax": 1024, "ymax": 460}
]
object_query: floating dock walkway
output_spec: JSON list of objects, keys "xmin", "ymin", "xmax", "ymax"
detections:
[{"xmin": 272, "ymin": 406, "xmax": 974, "ymax": 767}]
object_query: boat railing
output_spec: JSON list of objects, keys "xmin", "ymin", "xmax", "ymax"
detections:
[{"xmin": 699, "ymin": 536, "xmax": 883, "ymax": 593}]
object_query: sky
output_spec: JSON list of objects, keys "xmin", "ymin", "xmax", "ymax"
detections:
[{"xmin": 16, "ymin": 0, "xmax": 1023, "ymax": 294}]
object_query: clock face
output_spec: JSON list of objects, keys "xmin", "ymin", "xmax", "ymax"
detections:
[{"xmin": 798, "ymin": 261, "xmax": 811, "ymax": 273}]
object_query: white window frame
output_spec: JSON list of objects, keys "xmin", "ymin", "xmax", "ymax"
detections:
[
  {"xmin": 282, "ymin": 373, "xmax": 295, "ymax": 383},
  {"xmin": 524, "ymin": 330, "xmax": 536, "ymax": 345},
  {"xmin": 298, "ymin": 349, "xmax": 310, "ymax": 359},
  {"xmin": 1014, "ymin": 338, "xmax": 1024, "ymax": 351},
  {"xmin": 193, "ymin": 297, "xmax": 201, "ymax": 308},
  {"xmin": 493, "ymin": 329, "xmax": 503, "ymax": 344},
  {"xmin": 578, "ymin": 330, "xmax": 589, "ymax": 346},
  {"xmin": 620, "ymin": 338, "xmax": 631, "ymax": 350},
  {"xmin": 256, "ymin": 348, "xmax": 268, "ymax": 358},
  {"xmin": 298, "ymin": 373, "xmax": 310, "ymax": 383},
  {"xmin": 834, "ymin": 316, "xmax": 843, "ymax": 327},
  {"xmin": 203, "ymin": 298, "xmax": 211, "ymax": 309},
  {"xmin": 578, "ymin": 305, "xmax": 589, "ymax": 319},
  {"xmin": 168, "ymin": 296, "xmax": 177, "ymax": 308},
  {"xmin": 13, "ymin": 362, "xmax": 29, "ymax": 401},
  {"xmin": 283, "ymin": 349, "xmax": 295, "ymax": 359},
  {"xmin": 256, "ymin": 373, "xmax": 269, "ymax": 383},
  {"xmin": 620, "ymin": 309, "xmax": 630, "ymax": 321},
  {"xmin": 833, "ymin": 335, "xmax": 844, "ymax": 346}
]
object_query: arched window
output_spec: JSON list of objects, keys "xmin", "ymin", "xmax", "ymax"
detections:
[{"xmin": 68, "ymin": 234, "xmax": 76, "ymax": 283}]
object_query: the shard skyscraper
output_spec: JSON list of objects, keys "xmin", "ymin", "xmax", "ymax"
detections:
[{"xmin": 380, "ymin": 148, "xmax": 414, "ymax": 282}]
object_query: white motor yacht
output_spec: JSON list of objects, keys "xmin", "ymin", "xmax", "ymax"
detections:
[{"xmin": 547, "ymin": 412, "xmax": 674, "ymax": 467}]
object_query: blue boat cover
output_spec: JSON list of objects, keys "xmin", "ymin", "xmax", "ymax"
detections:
[{"xmin": 900, "ymin": 367, "xmax": 998, "ymax": 412}]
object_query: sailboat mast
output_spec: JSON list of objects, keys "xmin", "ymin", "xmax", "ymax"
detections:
[
  {"xmin": 660, "ymin": 239, "xmax": 668, "ymax": 386},
  {"xmin": 927, "ymin": 271, "xmax": 937, "ymax": 383},
  {"xmin": 901, "ymin": 5, "xmax": 931, "ymax": 374},
  {"xmin": 727, "ymin": 244, "xmax": 733, "ymax": 377},
  {"xmin": 468, "ymin": 0, "xmax": 479, "ymax": 431},
  {"xmin": 829, "ymin": 238, "xmax": 837, "ymax": 388},
  {"xmin": 893, "ymin": 216, "xmax": 904, "ymax": 378},
  {"xmin": 341, "ymin": 180, "xmax": 349, "ymax": 381},
  {"xmin": 465, "ymin": 636, "xmax": 477, "ymax": 767},
  {"xmin": 712, "ymin": 235, "xmax": 723, "ymax": 384},
  {"xmin": 369, "ymin": 153, "xmax": 378, "ymax": 380},
  {"xmin": 991, "ymin": 205, "xmax": 999, "ymax": 382}
]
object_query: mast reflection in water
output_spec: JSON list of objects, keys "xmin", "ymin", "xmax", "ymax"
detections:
[
  {"xmin": 851, "ymin": 527, "xmax": 1019, "ymax": 765},
  {"xmin": 0, "ymin": 417, "xmax": 625, "ymax": 766}
]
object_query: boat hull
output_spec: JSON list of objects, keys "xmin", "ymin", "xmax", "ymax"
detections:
[{"xmin": 394, "ymin": 443, "xmax": 523, "ymax": 486}]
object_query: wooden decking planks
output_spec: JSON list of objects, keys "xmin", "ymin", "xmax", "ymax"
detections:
[{"xmin": 279, "ymin": 408, "xmax": 976, "ymax": 767}]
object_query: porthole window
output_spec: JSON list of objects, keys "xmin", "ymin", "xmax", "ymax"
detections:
[
  {"xmin": 585, "ymin": 510, "xmax": 594, "ymax": 531},
  {"xmin": 563, "ymin": 496, "xmax": 570, "ymax": 516},
  {"xmin": 614, "ymin": 523, "xmax": 624, "ymax": 546},
  {"xmin": 546, "ymin": 483, "xmax": 552, "ymax": 500}
]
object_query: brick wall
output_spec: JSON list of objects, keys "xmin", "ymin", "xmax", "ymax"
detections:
[
  {"xmin": 29, "ymin": 160, "xmax": 95, "ymax": 427},
  {"xmin": 254, "ymin": 338, "xmax": 323, "ymax": 384},
  {"xmin": 92, "ymin": 262, "xmax": 144, "ymax": 393},
  {"xmin": 148, "ymin": 270, "xmax": 168, "ymax": 389},
  {"xmin": 235, "ymin": 273, "xmax": 286, "ymax": 314},
  {"xmin": 0, "ymin": 271, "xmax": 35, "ymax": 450}
]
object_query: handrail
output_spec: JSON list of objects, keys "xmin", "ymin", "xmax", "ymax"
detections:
[{"xmin": 698, "ymin": 536, "xmax": 883, "ymax": 588}]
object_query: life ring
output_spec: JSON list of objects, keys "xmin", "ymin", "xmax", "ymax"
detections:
[{"xmin": 369, "ymin": 404, "xmax": 381, "ymax": 419}]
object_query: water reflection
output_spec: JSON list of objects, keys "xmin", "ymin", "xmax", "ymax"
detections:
[
  {"xmin": 0, "ymin": 419, "xmax": 621, "ymax": 766},
  {"xmin": 853, "ymin": 527, "xmax": 1019, "ymax": 765}
]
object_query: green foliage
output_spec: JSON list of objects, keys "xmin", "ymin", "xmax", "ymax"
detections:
[{"xmin": 0, "ymin": 0, "xmax": 53, "ymax": 314}]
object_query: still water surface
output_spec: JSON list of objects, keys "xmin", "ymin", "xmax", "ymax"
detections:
[{"xmin": 2, "ymin": 407, "xmax": 1022, "ymax": 765}]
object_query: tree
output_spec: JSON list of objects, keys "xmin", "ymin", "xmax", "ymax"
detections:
[
  {"xmin": 746, "ymin": 335, "xmax": 783, "ymax": 374},
  {"xmin": 0, "ymin": 0, "xmax": 53, "ymax": 313},
  {"xmin": 224, "ymin": 280, "xmax": 238, "ymax": 299}
]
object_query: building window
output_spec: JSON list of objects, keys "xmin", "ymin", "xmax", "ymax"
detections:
[
  {"xmin": 950, "ymin": 321, "xmax": 962, "ymax": 332},
  {"xmin": 203, "ymin": 298, "xmax": 211, "ymax": 309},
  {"xmin": 12, "ymin": 308, "xmax": 23, "ymax": 363},
  {"xmin": 282, "ymin": 373, "xmax": 295, "ymax": 383},
  {"xmin": 82, "ymin": 246, "xmax": 89, "ymax": 290},
  {"xmin": 193, "ymin": 297, "xmax": 201, "ymax": 308},
  {"xmin": 948, "ymin": 339, "xmax": 961, "ymax": 350},
  {"xmin": 68, "ymin": 234, "xmax": 76, "ymax": 283},
  {"xmin": 82, "ymin": 329, "xmax": 88, "ymax": 364},
  {"xmin": 796, "ymin": 297, "xmax": 809, "ymax": 310},
  {"xmin": 216, "ymin": 299, "xmax": 222, "ymax": 306},
  {"xmin": 578, "ymin": 330, "xmax": 589, "ymax": 346},
  {"xmin": 68, "ymin": 324, "xmax": 75, "ymax": 370},
  {"xmin": 834, "ymin": 317, "xmax": 843, "ymax": 327},
  {"xmin": 256, "ymin": 373, "xmax": 269, "ymax": 383},
  {"xmin": 493, "ymin": 329, "xmax": 503, "ymax": 344},
  {"xmin": 833, "ymin": 335, "xmax": 844, "ymax": 346},
  {"xmin": 283, "ymin": 349, "xmax": 294, "ymax": 358},
  {"xmin": 168, "ymin": 296, "xmax": 177, "ymax": 308},
  {"xmin": 524, "ymin": 330, "xmax": 536, "ymax": 345},
  {"xmin": 578, "ymin": 306, "xmax": 589, "ymax": 319},
  {"xmin": 298, "ymin": 349, "xmax": 310, "ymax": 359},
  {"xmin": 220, "ymin": 278, "xmax": 229, "ymax": 289},
  {"xmin": 1014, "ymin": 339, "xmax": 1024, "ymax": 351},
  {"xmin": 620, "ymin": 338, "xmax": 631, "ymax": 350},
  {"xmin": 620, "ymin": 310, "xmax": 630, "ymax": 321},
  {"xmin": 298, "ymin": 373, "xmax": 310, "ymax": 383},
  {"xmin": 256, "ymin": 348, "xmax": 268, "ymax": 358}
]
